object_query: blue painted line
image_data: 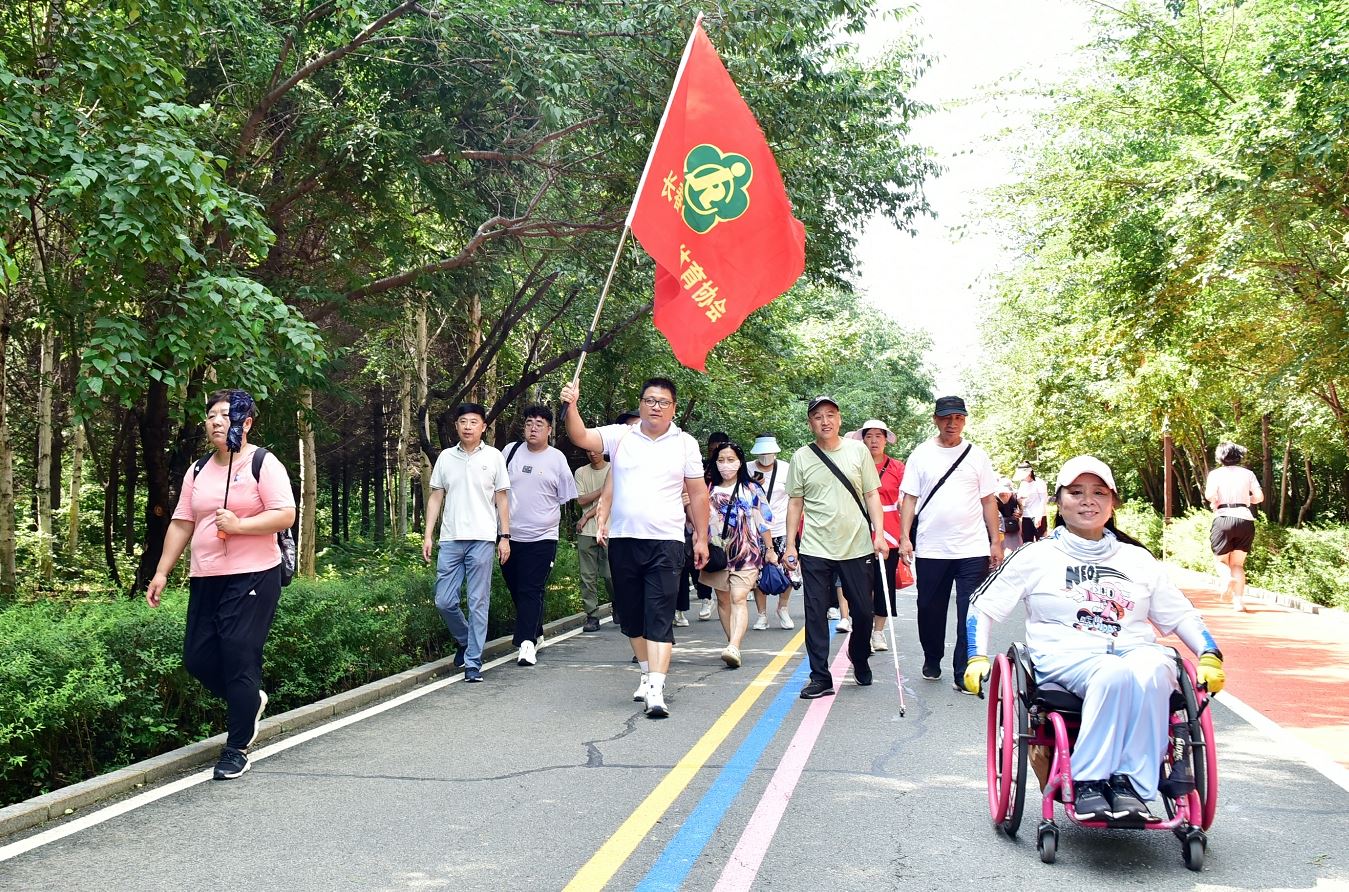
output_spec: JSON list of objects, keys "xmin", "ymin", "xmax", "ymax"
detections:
[{"xmin": 633, "ymin": 649, "xmax": 815, "ymax": 892}]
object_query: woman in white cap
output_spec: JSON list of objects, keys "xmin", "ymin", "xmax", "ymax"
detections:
[
  {"xmin": 963, "ymin": 456, "xmax": 1228, "ymax": 825},
  {"xmin": 846, "ymin": 419, "xmax": 913, "ymax": 653},
  {"xmin": 749, "ymin": 434, "xmax": 795, "ymax": 629}
]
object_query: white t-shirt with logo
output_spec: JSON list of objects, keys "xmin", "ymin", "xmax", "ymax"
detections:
[
  {"xmin": 429, "ymin": 442, "xmax": 510, "ymax": 542},
  {"xmin": 900, "ymin": 438, "xmax": 997, "ymax": 559},
  {"xmin": 505, "ymin": 442, "xmax": 579, "ymax": 542},
  {"xmin": 598, "ymin": 422, "xmax": 703, "ymax": 542},
  {"xmin": 752, "ymin": 458, "xmax": 789, "ymax": 538}
]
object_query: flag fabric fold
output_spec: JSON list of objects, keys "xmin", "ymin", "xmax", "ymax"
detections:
[{"xmin": 629, "ymin": 21, "xmax": 806, "ymax": 371}]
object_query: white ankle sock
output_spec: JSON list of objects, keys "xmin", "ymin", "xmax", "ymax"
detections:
[{"xmin": 639, "ymin": 660, "xmax": 650, "ymax": 673}]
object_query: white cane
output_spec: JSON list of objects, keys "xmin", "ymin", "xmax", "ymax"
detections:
[{"xmin": 879, "ymin": 551, "xmax": 906, "ymax": 717}]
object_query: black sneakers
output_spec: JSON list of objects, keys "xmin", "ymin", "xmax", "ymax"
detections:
[
  {"xmin": 464, "ymin": 667, "xmax": 484, "ymax": 682},
  {"xmin": 921, "ymin": 663, "xmax": 940, "ymax": 680},
  {"xmin": 854, "ymin": 662, "xmax": 873, "ymax": 686},
  {"xmin": 213, "ymin": 747, "xmax": 250, "ymax": 780},
  {"xmin": 799, "ymin": 679, "xmax": 835, "ymax": 700},
  {"xmin": 583, "ymin": 616, "xmax": 601, "ymax": 633},
  {"xmin": 1071, "ymin": 780, "xmax": 1117, "ymax": 821},
  {"xmin": 453, "ymin": 642, "xmax": 467, "ymax": 668},
  {"xmin": 1109, "ymin": 774, "xmax": 1161, "ymax": 823}
]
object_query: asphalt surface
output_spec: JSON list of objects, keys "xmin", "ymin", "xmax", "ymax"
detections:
[{"xmin": 3, "ymin": 582, "xmax": 1347, "ymax": 891}]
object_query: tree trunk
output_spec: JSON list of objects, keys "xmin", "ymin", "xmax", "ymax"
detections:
[
  {"xmin": 1297, "ymin": 454, "xmax": 1315, "ymax": 527},
  {"xmin": 1278, "ymin": 437, "xmax": 1292, "ymax": 525},
  {"xmin": 133, "ymin": 381, "xmax": 173, "ymax": 593},
  {"xmin": 0, "ymin": 279, "xmax": 15, "ymax": 593},
  {"xmin": 360, "ymin": 450, "xmax": 370, "ymax": 537},
  {"xmin": 1260, "ymin": 413, "xmax": 1273, "ymax": 511},
  {"xmin": 123, "ymin": 423, "xmax": 138, "ymax": 554},
  {"xmin": 415, "ymin": 295, "xmax": 431, "ymax": 531},
  {"xmin": 297, "ymin": 386, "xmax": 317, "ymax": 577},
  {"xmin": 372, "ymin": 388, "xmax": 386, "ymax": 542},
  {"xmin": 66, "ymin": 403, "xmax": 85, "ymax": 552},
  {"xmin": 328, "ymin": 459, "xmax": 340, "ymax": 545},
  {"xmin": 396, "ymin": 339, "xmax": 411, "ymax": 540},
  {"xmin": 341, "ymin": 454, "xmax": 351, "ymax": 541},
  {"xmin": 102, "ymin": 412, "xmax": 131, "ymax": 585},
  {"xmin": 35, "ymin": 326, "xmax": 54, "ymax": 581}
]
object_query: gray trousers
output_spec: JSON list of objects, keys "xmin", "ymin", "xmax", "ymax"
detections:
[{"xmin": 577, "ymin": 533, "xmax": 613, "ymax": 617}]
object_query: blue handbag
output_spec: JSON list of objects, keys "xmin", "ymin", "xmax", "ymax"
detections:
[{"xmin": 757, "ymin": 562, "xmax": 791, "ymax": 596}]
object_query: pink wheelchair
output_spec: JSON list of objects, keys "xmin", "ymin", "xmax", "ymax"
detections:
[{"xmin": 984, "ymin": 643, "xmax": 1219, "ymax": 870}]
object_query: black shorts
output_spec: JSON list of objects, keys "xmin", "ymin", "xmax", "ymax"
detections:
[
  {"xmin": 1210, "ymin": 516, "xmax": 1255, "ymax": 555},
  {"xmin": 607, "ymin": 538, "xmax": 684, "ymax": 643}
]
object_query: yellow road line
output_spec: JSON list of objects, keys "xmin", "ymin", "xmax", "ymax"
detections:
[{"xmin": 563, "ymin": 629, "xmax": 807, "ymax": 892}]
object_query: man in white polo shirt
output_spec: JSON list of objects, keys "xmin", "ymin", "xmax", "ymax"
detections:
[
  {"xmin": 502, "ymin": 404, "xmax": 578, "ymax": 667},
  {"xmin": 422, "ymin": 403, "xmax": 511, "ymax": 683},
  {"xmin": 561, "ymin": 377, "xmax": 709, "ymax": 718}
]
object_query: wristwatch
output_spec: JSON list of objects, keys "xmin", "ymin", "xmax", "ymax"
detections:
[{"xmin": 497, "ymin": 533, "xmax": 511, "ymax": 541}]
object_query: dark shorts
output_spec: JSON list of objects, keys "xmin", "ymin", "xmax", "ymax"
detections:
[
  {"xmin": 1211, "ymin": 516, "xmax": 1255, "ymax": 555},
  {"xmin": 607, "ymin": 538, "xmax": 684, "ymax": 643}
]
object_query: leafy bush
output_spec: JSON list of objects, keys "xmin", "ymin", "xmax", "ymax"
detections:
[{"xmin": 0, "ymin": 545, "xmax": 590, "ymax": 806}]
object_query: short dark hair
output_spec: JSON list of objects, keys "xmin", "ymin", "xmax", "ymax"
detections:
[
  {"xmin": 454, "ymin": 403, "xmax": 487, "ymax": 423},
  {"xmin": 206, "ymin": 389, "xmax": 257, "ymax": 419},
  {"xmin": 708, "ymin": 431, "xmax": 729, "ymax": 448},
  {"xmin": 614, "ymin": 411, "xmax": 639, "ymax": 425},
  {"xmin": 1216, "ymin": 442, "xmax": 1246, "ymax": 466},
  {"xmin": 522, "ymin": 404, "xmax": 553, "ymax": 426},
  {"xmin": 640, "ymin": 377, "xmax": 677, "ymax": 402}
]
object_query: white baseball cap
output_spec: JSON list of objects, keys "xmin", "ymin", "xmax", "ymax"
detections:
[
  {"xmin": 749, "ymin": 435, "xmax": 781, "ymax": 455},
  {"xmin": 845, "ymin": 419, "xmax": 897, "ymax": 444},
  {"xmin": 1055, "ymin": 455, "xmax": 1117, "ymax": 493}
]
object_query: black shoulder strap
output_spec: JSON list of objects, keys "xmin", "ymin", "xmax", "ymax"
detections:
[
  {"xmin": 914, "ymin": 443, "xmax": 973, "ymax": 521},
  {"xmin": 506, "ymin": 441, "xmax": 524, "ymax": 467},
  {"xmin": 192, "ymin": 454, "xmax": 211, "ymax": 478},
  {"xmin": 809, "ymin": 443, "xmax": 872, "ymax": 532},
  {"xmin": 193, "ymin": 447, "xmax": 270, "ymax": 480},
  {"xmin": 765, "ymin": 461, "xmax": 778, "ymax": 501}
]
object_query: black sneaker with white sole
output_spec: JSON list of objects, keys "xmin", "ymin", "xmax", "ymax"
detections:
[
  {"xmin": 1071, "ymin": 780, "xmax": 1120, "ymax": 822},
  {"xmin": 1109, "ymin": 774, "xmax": 1161, "ymax": 824},
  {"xmin": 213, "ymin": 747, "xmax": 251, "ymax": 780},
  {"xmin": 921, "ymin": 663, "xmax": 940, "ymax": 680},
  {"xmin": 245, "ymin": 690, "xmax": 268, "ymax": 748},
  {"xmin": 799, "ymin": 679, "xmax": 835, "ymax": 700}
]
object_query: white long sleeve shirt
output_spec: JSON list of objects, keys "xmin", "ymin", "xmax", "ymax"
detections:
[{"xmin": 969, "ymin": 537, "xmax": 1218, "ymax": 663}]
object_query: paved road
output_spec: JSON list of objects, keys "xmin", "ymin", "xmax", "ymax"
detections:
[{"xmin": 3, "ymin": 582, "xmax": 1347, "ymax": 891}]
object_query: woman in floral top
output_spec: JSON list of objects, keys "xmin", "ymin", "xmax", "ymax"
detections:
[{"xmin": 700, "ymin": 443, "xmax": 778, "ymax": 669}]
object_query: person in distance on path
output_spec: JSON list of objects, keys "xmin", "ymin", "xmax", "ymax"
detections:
[
  {"xmin": 147, "ymin": 389, "xmax": 296, "ymax": 781},
  {"xmin": 783, "ymin": 396, "xmax": 887, "ymax": 699},
  {"xmin": 1205, "ymin": 442, "xmax": 1263, "ymax": 612},
  {"xmin": 574, "ymin": 445, "xmax": 613, "ymax": 632},
  {"xmin": 561, "ymin": 377, "xmax": 709, "ymax": 719},
  {"xmin": 748, "ymin": 434, "xmax": 796, "ymax": 630}
]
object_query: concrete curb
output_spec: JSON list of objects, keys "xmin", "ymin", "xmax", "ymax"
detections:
[
  {"xmin": 1166, "ymin": 564, "xmax": 1344, "ymax": 617},
  {"xmin": 0, "ymin": 606, "xmax": 609, "ymax": 839}
]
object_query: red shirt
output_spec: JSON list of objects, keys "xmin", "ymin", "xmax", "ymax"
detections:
[{"xmin": 875, "ymin": 457, "xmax": 906, "ymax": 548}]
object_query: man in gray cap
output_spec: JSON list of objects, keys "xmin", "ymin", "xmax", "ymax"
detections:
[
  {"xmin": 783, "ymin": 397, "xmax": 887, "ymax": 699},
  {"xmin": 749, "ymin": 434, "xmax": 794, "ymax": 629},
  {"xmin": 898, "ymin": 396, "xmax": 1001, "ymax": 692}
]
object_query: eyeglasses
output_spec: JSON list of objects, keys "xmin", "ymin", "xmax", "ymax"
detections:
[{"xmin": 640, "ymin": 397, "xmax": 673, "ymax": 409}]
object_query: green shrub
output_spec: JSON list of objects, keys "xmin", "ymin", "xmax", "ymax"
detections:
[
  {"xmin": 0, "ymin": 546, "xmax": 588, "ymax": 806},
  {"xmin": 1114, "ymin": 501, "xmax": 1163, "ymax": 554}
]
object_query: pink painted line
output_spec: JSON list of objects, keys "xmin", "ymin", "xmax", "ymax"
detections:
[{"xmin": 713, "ymin": 645, "xmax": 853, "ymax": 892}]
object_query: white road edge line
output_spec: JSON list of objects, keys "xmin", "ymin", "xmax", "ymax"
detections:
[
  {"xmin": 1215, "ymin": 691, "xmax": 1349, "ymax": 794},
  {"xmin": 0, "ymin": 623, "xmax": 590, "ymax": 863}
]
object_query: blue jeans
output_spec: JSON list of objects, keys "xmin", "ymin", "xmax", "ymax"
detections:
[{"xmin": 434, "ymin": 539, "xmax": 495, "ymax": 670}]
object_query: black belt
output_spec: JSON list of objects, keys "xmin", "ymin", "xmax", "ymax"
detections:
[{"xmin": 1217, "ymin": 503, "xmax": 1249, "ymax": 509}]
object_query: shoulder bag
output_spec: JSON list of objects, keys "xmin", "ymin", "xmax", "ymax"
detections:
[{"xmin": 702, "ymin": 480, "xmax": 739, "ymax": 573}]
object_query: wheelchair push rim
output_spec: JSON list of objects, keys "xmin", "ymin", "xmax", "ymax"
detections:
[{"xmin": 986, "ymin": 652, "xmax": 1028, "ymax": 834}]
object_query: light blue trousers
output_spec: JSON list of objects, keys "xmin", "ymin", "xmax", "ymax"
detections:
[
  {"xmin": 1034, "ymin": 643, "xmax": 1176, "ymax": 800},
  {"xmin": 434, "ymin": 539, "xmax": 495, "ymax": 670}
]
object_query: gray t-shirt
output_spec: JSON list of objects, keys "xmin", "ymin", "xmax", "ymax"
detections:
[{"xmin": 506, "ymin": 443, "xmax": 579, "ymax": 543}]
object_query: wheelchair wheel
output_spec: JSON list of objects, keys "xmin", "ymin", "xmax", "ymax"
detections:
[
  {"xmin": 1037, "ymin": 822, "xmax": 1058, "ymax": 864},
  {"xmin": 1178, "ymin": 659, "xmax": 1220, "ymax": 830},
  {"xmin": 986, "ymin": 652, "xmax": 1028, "ymax": 835}
]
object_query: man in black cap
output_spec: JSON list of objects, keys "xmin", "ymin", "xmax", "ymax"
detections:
[
  {"xmin": 897, "ymin": 396, "xmax": 1002, "ymax": 692},
  {"xmin": 783, "ymin": 396, "xmax": 887, "ymax": 699}
]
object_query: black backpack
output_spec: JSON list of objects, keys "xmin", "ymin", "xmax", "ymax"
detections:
[{"xmin": 193, "ymin": 447, "xmax": 297, "ymax": 586}]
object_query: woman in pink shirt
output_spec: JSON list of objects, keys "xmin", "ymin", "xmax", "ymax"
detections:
[{"xmin": 146, "ymin": 390, "xmax": 296, "ymax": 780}]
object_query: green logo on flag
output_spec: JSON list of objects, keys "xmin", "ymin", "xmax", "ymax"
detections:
[{"xmin": 682, "ymin": 144, "xmax": 753, "ymax": 233}]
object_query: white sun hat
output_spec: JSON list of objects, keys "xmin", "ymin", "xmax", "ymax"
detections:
[
  {"xmin": 1055, "ymin": 455, "xmax": 1117, "ymax": 494},
  {"xmin": 845, "ymin": 419, "xmax": 897, "ymax": 444}
]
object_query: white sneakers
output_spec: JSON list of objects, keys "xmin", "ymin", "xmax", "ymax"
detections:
[
  {"xmin": 871, "ymin": 630, "xmax": 888, "ymax": 653},
  {"xmin": 633, "ymin": 673, "xmax": 650, "ymax": 702},
  {"xmin": 698, "ymin": 600, "xmax": 713, "ymax": 620},
  {"xmin": 753, "ymin": 613, "xmax": 769, "ymax": 630},
  {"xmin": 721, "ymin": 645, "xmax": 742, "ymax": 668},
  {"xmin": 827, "ymin": 607, "xmax": 841, "ymax": 620},
  {"xmin": 644, "ymin": 687, "xmax": 669, "ymax": 718},
  {"xmin": 517, "ymin": 640, "xmax": 537, "ymax": 666},
  {"xmin": 777, "ymin": 607, "xmax": 794, "ymax": 629},
  {"xmin": 674, "ymin": 610, "xmax": 690, "ymax": 627},
  {"xmin": 836, "ymin": 616, "xmax": 852, "ymax": 633}
]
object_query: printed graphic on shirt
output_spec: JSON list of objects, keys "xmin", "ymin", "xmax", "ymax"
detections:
[{"xmin": 1064, "ymin": 564, "xmax": 1136, "ymax": 638}]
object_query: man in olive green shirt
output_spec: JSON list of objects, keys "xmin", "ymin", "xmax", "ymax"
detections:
[{"xmin": 784, "ymin": 396, "xmax": 888, "ymax": 699}]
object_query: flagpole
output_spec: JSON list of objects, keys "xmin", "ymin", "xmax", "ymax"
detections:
[{"xmin": 563, "ymin": 12, "xmax": 706, "ymax": 408}]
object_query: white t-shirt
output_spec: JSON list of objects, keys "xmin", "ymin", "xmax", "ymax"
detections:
[
  {"xmin": 598, "ymin": 421, "xmax": 703, "ymax": 542},
  {"xmin": 900, "ymin": 438, "xmax": 997, "ymax": 559},
  {"xmin": 752, "ymin": 458, "xmax": 789, "ymax": 537},
  {"xmin": 505, "ymin": 442, "xmax": 578, "ymax": 543},
  {"xmin": 429, "ymin": 442, "xmax": 510, "ymax": 542},
  {"xmin": 1017, "ymin": 478, "xmax": 1048, "ymax": 521},
  {"xmin": 1205, "ymin": 465, "xmax": 1263, "ymax": 521}
]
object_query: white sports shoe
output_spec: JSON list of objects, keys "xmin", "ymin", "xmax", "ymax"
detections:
[
  {"xmin": 871, "ymin": 630, "xmax": 888, "ymax": 652},
  {"xmin": 674, "ymin": 611, "xmax": 690, "ymax": 627},
  {"xmin": 517, "ymin": 640, "xmax": 537, "ymax": 666},
  {"xmin": 753, "ymin": 613, "xmax": 769, "ymax": 630},
  {"xmin": 837, "ymin": 617, "xmax": 852, "ymax": 633},
  {"xmin": 633, "ymin": 674, "xmax": 650, "ymax": 702},
  {"xmin": 777, "ymin": 607, "xmax": 794, "ymax": 629},
  {"xmin": 827, "ymin": 607, "xmax": 841, "ymax": 620},
  {"xmin": 645, "ymin": 687, "xmax": 669, "ymax": 718},
  {"xmin": 698, "ymin": 600, "xmax": 713, "ymax": 621}
]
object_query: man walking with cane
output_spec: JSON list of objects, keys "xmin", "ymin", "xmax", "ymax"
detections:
[{"xmin": 783, "ymin": 396, "xmax": 888, "ymax": 699}]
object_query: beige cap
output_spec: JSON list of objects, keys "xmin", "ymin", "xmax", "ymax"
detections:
[{"xmin": 1055, "ymin": 456, "xmax": 1117, "ymax": 493}]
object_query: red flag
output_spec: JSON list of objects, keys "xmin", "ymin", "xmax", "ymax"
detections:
[{"xmin": 628, "ymin": 20, "xmax": 806, "ymax": 371}]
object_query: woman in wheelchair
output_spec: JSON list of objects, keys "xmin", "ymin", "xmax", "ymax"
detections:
[{"xmin": 963, "ymin": 456, "xmax": 1226, "ymax": 825}]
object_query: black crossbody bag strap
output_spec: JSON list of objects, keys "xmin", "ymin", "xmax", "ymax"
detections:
[
  {"xmin": 506, "ymin": 441, "xmax": 524, "ymax": 467},
  {"xmin": 808, "ymin": 444, "xmax": 872, "ymax": 533},
  {"xmin": 913, "ymin": 443, "xmax": 973, "ymax": 523},
  {"xmin": 765, "ymin": 462, "xmax": 778, "ymax": 502}
]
